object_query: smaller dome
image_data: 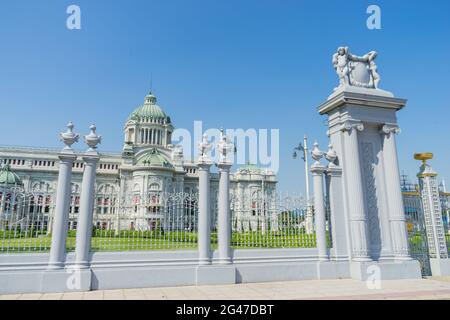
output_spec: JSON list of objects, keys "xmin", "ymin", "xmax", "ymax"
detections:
[
  {"xmin": 0, "ymin": 165, "xmax": 23, "ymax": 186},
  {"xmin": 136, "ymin": 148, "xmax": 173, "ymax": 168},
  {"xmin": 128, "ymin": 92, "xmax": 171, "ymax": 123}
]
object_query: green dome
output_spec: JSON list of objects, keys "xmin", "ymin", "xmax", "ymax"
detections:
[
  {"xmin": 136, "ymin": 148, "xmax": 173, "ymax": 168},
  {"xmin": 0, "ymin": 165, "xmax": 23, "ymax": 186},
  {"xmin": 128, "ymin": 92, "xmax": 171, "ymax": 123}
]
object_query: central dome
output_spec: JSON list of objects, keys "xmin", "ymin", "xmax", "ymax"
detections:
[{"xmin": 128, "ymin": 92, "xmax": 171, "ymax": 124}]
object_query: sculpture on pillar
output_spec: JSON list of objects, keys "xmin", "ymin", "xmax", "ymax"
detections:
[
  {"xmin": 60, "ymin": 122, "xmax": 80, "ymax": 152},
  {"xmin": 325, "ymin": 144, "xmax": 337, "ymax": 167},
  {"xmin": 311, "ymin": 141, "xmax": 324, "ymax": 164},
  {"xmin": 198, "ymin": 133, "xmax": 212, "ymax": 163},
  {"xmin": 332, "ymin": 47, "xmax": 380, "ymax": 90},
  {"xmin": 84, "ymin": 124, "xmax": 102, "ymax": 153},
  {"xmin": 217, "ymin": 129, "xmax": 235, "ymax": 164}
]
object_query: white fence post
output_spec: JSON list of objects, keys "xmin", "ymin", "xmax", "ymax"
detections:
[
  {"xmin": 74, "ymin": 125, "xmax": 101, "ymax": 268},
  {"xmin": 310, "ymin": 142, "xmax": 328, "ymax": 261},
  {"xmin": 48, "ymin": 122, "xmax": 79, "ymax": 270},
  {"xmin": 217, "ymin": 129, "xmax": 233, "ymax": 264},
  {"xmin": 197, "ymin": 134, "xmax": 212, "ymax": 265}
]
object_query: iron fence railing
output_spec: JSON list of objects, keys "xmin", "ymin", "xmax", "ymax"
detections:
[
  {"xmin": 218, "ymin": 192, "xmax": 317, "ymax": 249},
  {"xmin": 90, "ymin": 192, "xmax": 199, "ymax": 251},
  {"xmin": 0, "ymin": 184, "xmax": 55, "ymax": 253},
  {"xmin": 1, "ymin": 186, "xmax": 324, "ymax": 253}
]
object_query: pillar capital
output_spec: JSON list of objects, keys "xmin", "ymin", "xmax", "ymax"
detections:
[
  {"xmin": 57, "ymin": 153, "xmax": 77, "ymax": 162},
  {"xmin": 198, "ymin": 161, "xmax": 213, "ymax": 170},
  {"xmin": 217, "ymin": 162, "xmax": 232, "ymax": 171},
  {"xmin": 326, "ymin": 165, "xmax": 343, "ymax": 177},
  {"xmin": 82, "ymin": 154, "xmax": 100, "ymax": 163},
  {"xmin": 380, "ymin": 123, "xmax": 401, "ymax": 136},
  {"xmin": 340, "ymin": 120, "xmax": 364, "ymax": 133},
  {"xmin": 310, "ymin": 163, "xmax": 327, "ymax": 175}
]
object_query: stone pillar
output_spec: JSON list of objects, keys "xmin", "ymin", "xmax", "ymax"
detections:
[
  {"xmin": 310, "ymin": 149, "xmax": 328, "ymax": 261},
  {"xmin": 416, "ymin": 155, "xmax": 448, "ymax": 259},
  {"xmin": 217, "ymin": 163, "xmax": 232, "ymax": 264},
  {"xmin": 48, "ymin": 123, "xmax": 79, "ymax": 270},
  {"xmin": 317, "ymin": 47, "xmax": 422, "ymax": 280},
  {"xmin": 198, "ymin": 162, "xmax": 212, "ymax": 265},
  {"xmin": 0, "ymin": 184, "xmax": 5, "ymax": 230},
  {"xmin": 341, "ymin": 121, "xmax": 371, "ymax": 262},
  {"xmin": 415, "ymin": 154, "xmax": 450, "ymax": 275},
  {"xmin": 381, "ymin": 124, "xmax": 411, "ymax": 260},
  {"xmin": 197, "ymin": 134, "xmax": 213, "ymax": 265},
  {"xmin": 74, "ymin": 125, "xmax": 101, "ymax": 269}
]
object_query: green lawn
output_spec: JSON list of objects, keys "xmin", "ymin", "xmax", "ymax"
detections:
[{"xmin": 0, "ymin": 230, "xmax": 320, "ymax": 253}]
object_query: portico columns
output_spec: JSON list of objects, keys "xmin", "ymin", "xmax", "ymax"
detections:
[
  {"xmin": 342, "ymin": 121, "xmax": 371, "ymax": 261},
  {"xmin": 48, "ymin": 123, "xmax": 79, "ymax": 270},
  {"xmin": 198, "ymin": 162, "xmax": 212, "ymax": 265},
  {"xmin": 217, "ymin": 162, "xmax": 232, "ymax": 264},
  {"xmin": 74, "ymin": 125, "xmax": 101, "ymax": 268},
  {"xmin": 381, "ymin": 124, "xmax": 411, "ymax": 260}
]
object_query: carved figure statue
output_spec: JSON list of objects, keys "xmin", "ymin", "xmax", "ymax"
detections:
[{"xmin": 332, "ymin": 47, "xmax": 381, "ymax": 90}]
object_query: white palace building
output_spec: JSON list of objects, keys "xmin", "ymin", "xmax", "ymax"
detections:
[{"xmin": 0, "ymin": 91, "xmax": 278, "ymax": 232}]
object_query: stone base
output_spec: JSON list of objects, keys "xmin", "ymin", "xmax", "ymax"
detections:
[
  {"xmin": 316, "ymin": 261, "xmax": 350, "ymax": 280},
  {"xmin": 91, "ymin": 266, "xmax": 196, "ymax": 290},
  {"xmin": 0, "ymin": 270, "xmax": 44, "ymax": 295},
  {"xmin": 430, "ymin": 258, "xmax": 450, "ymax": 276},
  {"xmin": 41, "ymin": 268, "xmax": 92, "ymax": 293},
  {"xmin": 350, "ymin": 259, "xmax": 422, "ymax": 281},
  {"xmin": 196, "ymin": 265, "xmax": 236, "ymax": 285}
]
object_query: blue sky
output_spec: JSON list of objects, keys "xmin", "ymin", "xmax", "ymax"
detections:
[{"xmin": 0, "ymin": 0, "xmax": 449, "ymax": 193}]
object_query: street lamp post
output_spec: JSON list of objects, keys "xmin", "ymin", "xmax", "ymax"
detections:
[{"xmin": 293, "ymin": 135, "xmax": 313, "ymax": 234}]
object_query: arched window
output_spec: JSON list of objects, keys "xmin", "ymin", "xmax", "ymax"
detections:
[
  {"xmin": 96, "ymin": 184, "xmax": 117, "ymax": 215},
  {"xmin": 251, "ymin": 190, "xmax": 261, "ymax": 216},
  {"xmin": 147, "ymin": 182, "xmax": 161, "ymax": 214}
]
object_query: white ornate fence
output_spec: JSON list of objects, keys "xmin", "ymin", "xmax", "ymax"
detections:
[
  {"xmin": 0, "ymin": 187, "xmax": 316, "ymax": 253},
  {"xmin": 91, "ymin": 191, "xmax": 199, "ymax": 251},
  {"xmin": 0, "ymin": 184, "xmax": 54, "ymax": 253}
]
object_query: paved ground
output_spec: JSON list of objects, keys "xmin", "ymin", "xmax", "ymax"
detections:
[{"xmin": 2, "ymin": 277, "xmax": 450, "ymax": 300}]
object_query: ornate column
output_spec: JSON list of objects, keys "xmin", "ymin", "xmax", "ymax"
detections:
[
  {"xmin": 341, "ymin": 120, "xmax": 371, "ymax": 261},
  {"xmin": 48, "ymin": 122, "xmax": 79, "ymax": 270},
  {"xmin": 416, "ymin": 154, "xmax": 448, "ymax": 259},
  {"xmin": 74, "ymin": 125, "xmax": 101, "ymax": 269},
  {"xmin": 217, "ymin": 130, "xmax": 234, "ymax": 264},
  {"xmin": 197, "ymin": 134, "xmax": 213, "ymax": 265},
  {"xmin": 381, "ymin": 124, "xmax": 411, "ymax": 260},
  {"xmin": 310, "ymin": 142, "xmax": 328, "ymax": 261}
]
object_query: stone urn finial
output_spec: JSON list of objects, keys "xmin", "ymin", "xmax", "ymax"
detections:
[
  {"xmin": 198, "ymin": 133, "xmax": 212, "ymax": 163},
  {"xmin": 217, "ymin": 128, "xmax": 234, "ymax": 164},
  {"xmin": 311, "ymin": 141, "xmax": 324, "ymax": 165},
  {"xmin": 325, "ymin": 143, "xmax": 337, "ymax": 165},
  {"xmin": 60, "ymin": 122, "xmax": 80, "ymax": 152},
  {"xmin": 84, "ymin": 124, "xmax": 102, "ymax": 153}
]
